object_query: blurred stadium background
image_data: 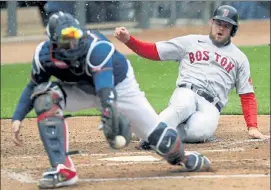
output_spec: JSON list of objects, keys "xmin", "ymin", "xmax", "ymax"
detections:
[{"xmin": 1, "ymin": 1, "xmax": 270, "ymax": 38}]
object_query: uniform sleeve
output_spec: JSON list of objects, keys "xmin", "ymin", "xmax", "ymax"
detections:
[
  {"xmin": 86, "ymin": 40, "xmax": 115, "ymax": 92},
  {"xmin": 235, "ymin": 56, "xmax": 254, "ymax": 94},
  {"xmin": 155, "ymin": 35, "xmax": 191, "ymax": 61},
  {"xmin": 31, "ymin": 41, "xmax": 51, "ymax": 84},
  {"xmin": 11, "ymin": 80, "xmax": 36, "ymax": 121},
  {"xmin": 12, "ymin": 58, "xmax": 50, "ymax": 122},
  {"xmin": 125, "ymin": 36, "xmax": 160, "ymax": 61},
  {"xmin": 240, "ymin": 93, "xmax": 258, "ymax": 128},
  {"xmin": 12, "ymin": 42, "xmax": 51, "ymax": 122}
]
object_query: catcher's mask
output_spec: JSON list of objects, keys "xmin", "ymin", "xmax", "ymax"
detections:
[
  {"xmin": 212, "ymin": 5, "xmax": 239, "ymax": 37},
  {"xmin": 47, "ymin": 11, "xmax": 89, "ymax": 68}
]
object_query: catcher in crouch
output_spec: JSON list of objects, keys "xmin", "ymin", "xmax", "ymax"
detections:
[{"xmin": 11, "ymin": 12, "xmax": 211, "ymax": 189}]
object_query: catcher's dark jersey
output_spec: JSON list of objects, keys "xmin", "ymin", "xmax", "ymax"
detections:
[
  {"xmin": 12, "ymin": 29, "xmax": 128, "ymax": 121},
  {"xmin": 32, "ymin": 30, "xmax": 127, "ymax": 86}
]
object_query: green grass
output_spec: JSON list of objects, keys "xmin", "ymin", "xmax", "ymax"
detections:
[{"xmin": 1, "ymin": 45, "xmax": 270, "ymax": 119}]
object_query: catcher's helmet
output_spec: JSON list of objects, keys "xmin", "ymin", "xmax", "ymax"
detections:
[
  {"xmin": 46, "ymin": 12, "xmax": 89, "ymax": 68},
  {"xmin": 46, "ymin": 11, "xmax": 82, "ymax": 44},
  {"xmin": 212, "ymin": 5, "xmax": 239, "ymax": 37}
]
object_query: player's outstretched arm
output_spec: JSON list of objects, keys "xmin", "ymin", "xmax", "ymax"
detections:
[
  {"xmin": 114, "ymin": 27, "xmax": 160, "ymax": 61},
  {"xmin": 11, "ymin": 45, "xmax": 51, "ymax": 146},
  {"xmin": 12, "ymin": 81, "xmax": 37, "ymax": 122},
  {"xmin": 11, "ymin": 80, "xmax": 36, "ymax": 146},
  {"xmin": 240, "ymin": 93, "xmax": 270, "ymax": 139},
  {"xmin": 236, "ymin": 57, "xmax": 269, "ymax": 140}
]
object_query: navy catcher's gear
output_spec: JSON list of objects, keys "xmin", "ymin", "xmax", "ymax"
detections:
[
  {"xmin": 47, "ymin": 11, "xmax": 89, "ymax": 66},
  {"xmin": 102, "ymin": 104, "xmax": 132, "ymax": 149},
  {"xmin": 31, "ymin": 82, "xmax": 73, "ymax": 168},
  {"xmin": 52, "ymin": 37, "xmax": 89, "ymax": 68},
  {"xmin": 212, "ymin": 5, "xmax": 239, "ymax": 37},
  {"xmin": 98, "ymin": 87, "xmax": 117, "ymax": 106},
  {"xmin": 86, "ymin": 41, "xmax": 115, "ymax": 70},
  {"xmin": 46, "ymin": 11, "xmax": 80, "ymax": 44},
  {"xmin": 181, "ymin": 152, "xmax": 211, "ymax": 172},
  {"xmin": 99, "ymin": 88, "xmax": 131, "ymax": 149},
  {"xmin": 138, "ymin": 139, "xmax": 152, "ymax": 150},
  {"xmin": 148, "ymin": 122, "xmax": 185, "ymax": 165}
]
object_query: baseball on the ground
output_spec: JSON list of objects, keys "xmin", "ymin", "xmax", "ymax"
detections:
[{"xmin": 114, "ymin": 135, "xmax": 127, "ymax": 149}]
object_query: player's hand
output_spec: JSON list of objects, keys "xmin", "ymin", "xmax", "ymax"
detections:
[
  {"xmin": 113, "ymin": 27, "xmax": 130, "ymax": 44},
  {"xmin": 12, "ymin": 120, "xmax": 24, "ymax": 146},
  {"xmin": 248, "ymin": 127, "xmax": 270, "ymax": 140}
]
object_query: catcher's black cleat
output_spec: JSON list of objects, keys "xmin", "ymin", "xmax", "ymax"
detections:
[
  {"xmin": 179, "ymin": 152, "xmax": 211, "ymax": 172},
  {"xmin": 137, "ymin": 140, "xmax": 152, "ymax": 150},
  {"xmin": 38, "ymin": 164, "xmax": 78, "ymax": 189}
]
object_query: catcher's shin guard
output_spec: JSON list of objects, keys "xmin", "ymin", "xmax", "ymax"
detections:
[
  {"xmin": 147, "ymin": 122, "xmax": 185, "ymax": 165},
  {"xmin": 32, "ymin": 82, "xmax": 74, "ymax": 168}
]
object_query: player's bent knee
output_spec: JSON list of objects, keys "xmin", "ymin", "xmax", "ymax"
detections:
[
  {"xmin": 33, "ymin": 94, "xmax": 56, "ymax": 115},
  {"xmin": 32, "ymin": 82, "xmax": 64, "ymax": 116},
  {"xmin": 185, "ymin": 113, "xmax": 218, "ymax": 142},
  {"xmin": 148, "ymin": 122, "xmax": 185, "ymax": 165}
]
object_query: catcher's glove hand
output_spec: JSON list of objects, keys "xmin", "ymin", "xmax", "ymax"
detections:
[{"xmin": 101, "ymin": 103, "xmax": 132, "ymax": 149}]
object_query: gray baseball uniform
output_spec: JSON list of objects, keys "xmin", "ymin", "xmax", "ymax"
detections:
[{"xmin": 155, "ymin": 34, "xmax": 254, "ymax": 142}]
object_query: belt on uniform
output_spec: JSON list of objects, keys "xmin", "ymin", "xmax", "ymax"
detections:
[{"xmin": 178, "ymin": 84, "xmax": 223, "ymax": 112}]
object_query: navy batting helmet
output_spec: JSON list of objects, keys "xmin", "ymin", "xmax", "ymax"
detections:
[{"xmin": 212, "ymin": 5, "xmax": 239, "ymax": 37}]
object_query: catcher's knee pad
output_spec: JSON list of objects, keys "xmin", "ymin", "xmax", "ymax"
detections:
[
  {"xmin": 32, "ymin": 82, "xmax": 72, "ymax": 168},
  {"xmin": 31, "ymin": 82, "xmax": 64, "ymax": 114},
  {"xmin": 148, "ymin": 122, "xmax": 185, "ymax": 165}
]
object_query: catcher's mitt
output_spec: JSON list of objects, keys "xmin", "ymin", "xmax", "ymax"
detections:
[{"xmin": 101, "ymin": 103, "xmax": 132, "ymax": 149}]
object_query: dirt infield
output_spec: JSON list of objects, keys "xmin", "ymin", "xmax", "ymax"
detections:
[
  {"xmin": 1, "ymin": 20, "xmax": 270, "ymax": 190},
  {"xmin": 1, "ymin": 116, "xmax": 270, "ymax": 190}
]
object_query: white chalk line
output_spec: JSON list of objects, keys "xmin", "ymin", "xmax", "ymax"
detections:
[
  {"xmin": 4, "ymin": 158, "xmax": 270, "ymax": 171},
  {"xmin": 3, "ymin": 158, "xmax": 268, "ymax": 170},
  {"xmin": 6, "ymin": 151, "xmax": 148, "ymax": 159},
  {"xmin": 20, "ymin": 138, "xmax": 269, "ymax": 145},
  {"xmin": 218, "ymin": 138, "xmax": 269, "ymax": 146},
  {"xmin": 5, "ymin": 148, "xmax": 245, "ymax": 160},
  {"xmin": 1, "ymin": 169, "xmax": 36, "ymax": 184},
  {"xmin": 2, "ymin": 168, "xmax": 270, "ymax": 184},
  {"xmin": 4, "ymin": 138, "xmax": 266, "ymax": 160},
  {"xmin": 70, "ymin": 138, "xmax": 270, "ymax": 144},
  {"xmin": 201, "ymin": 148, "xmax": 244, "ymax": 152},
  {"xmin": 79, "ymin": 174, "xmax": 270, "ymax": 183},
  {"xmin": 21, "ymin": 140, "xmax": 140, "ymax": 144},
  {"xmin": 76, "ymin": 158, "xmax": 270, "ymax": 167}
]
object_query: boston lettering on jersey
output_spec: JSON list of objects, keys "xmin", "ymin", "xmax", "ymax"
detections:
[{"xmin": 188, "ymin": 50, "xmax": 235, "ymax": 73}]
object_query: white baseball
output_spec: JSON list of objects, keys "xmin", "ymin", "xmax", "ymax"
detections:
[{"xmin": 114, "ymin": 135, "xmax": 127, "ymax": 149}]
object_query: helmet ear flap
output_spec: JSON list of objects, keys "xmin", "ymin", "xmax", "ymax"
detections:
[{"xmin": 231, "ymin": 25, "xmax": 238, "ymax": 37}]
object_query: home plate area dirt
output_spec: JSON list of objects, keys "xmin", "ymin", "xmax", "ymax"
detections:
[{"xmin": 1, "ymin": 115, "xmax": 270, "ymax": 190}]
